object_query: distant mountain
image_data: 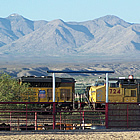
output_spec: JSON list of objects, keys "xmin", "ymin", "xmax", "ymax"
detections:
[
  {"xmin": 0, "ymin": 13, "xmax": 47, "ymax": 47},
  {"xmin": 0, "ymin": 14, "xmax": 140, "ymax": 61}
]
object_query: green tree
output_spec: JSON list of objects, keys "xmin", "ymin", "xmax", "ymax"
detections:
[{"xmin": 0, "ymin": 73, "xmax": 34, "ymax": 102}]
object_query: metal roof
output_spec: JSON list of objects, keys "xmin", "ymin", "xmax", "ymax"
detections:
[
  {"xmin": 47, "ymin": 70, "xmax": 114, "ymax": 73},
  {"xmin": 20, "ymin": 76, "xmax": 75, "ymax": 83}
]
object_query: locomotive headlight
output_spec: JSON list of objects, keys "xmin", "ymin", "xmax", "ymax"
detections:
[{"xmin": 128, "ymin": 75, "xmax": 133, "ymax": 79}]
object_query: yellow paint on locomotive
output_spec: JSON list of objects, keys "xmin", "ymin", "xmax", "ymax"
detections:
[
  {"xmin": 108, "ymin": 87, "xmax": 123, "ymax": 102},
  {"xmin": 19, "ymin": 76, "xmax": 75, "ymax": 103},
  {"xmin": 89, "ymin": 84, "xmax": 138, "ymax": 103},
  {"xmin": 123, "ymin": 89, "xmax": 137, "ymax": 102},
  {"xmin": 21, "ymin": 86, "xmax": 73, "ymax": 102},
  {"xmin": 89, "ymin": 86, "xmax": 105, "ymax": 103}
]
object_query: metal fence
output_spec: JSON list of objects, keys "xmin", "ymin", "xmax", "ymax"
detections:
[
  {"xmin": 105, "ymin": 103, "xmax": 140, "ymax": 128},
  {"xmin": 0, "ymin": 102, "xmax": 105, "ymax": 131},
  {"xmin": 1, "ymin": 102, "xmax": 140, "ymax": 130}
]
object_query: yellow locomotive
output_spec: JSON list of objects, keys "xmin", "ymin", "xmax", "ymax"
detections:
[
  {"xmin": 19, "ymin": 75, "xmax": 140, "ymax": 110},
  {"xmin": 86, "ymin": 76, "xmax": 140, "ymax": 109},
  {"xmin": 19, "ymin": 76, "xmax": 75, "ymax": 108}
]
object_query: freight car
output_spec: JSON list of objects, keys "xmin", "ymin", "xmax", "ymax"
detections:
[
  {"xmin": 19, "ymin": 76, "xmax": 75, "ymax": 109},
  {"xmin": 86, "ymin": 76, "xmax": 140, "ymax": 109}
]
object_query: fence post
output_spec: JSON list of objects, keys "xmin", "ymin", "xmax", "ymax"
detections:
[
  {"xmin": 60, "ymin": 112, "xmax": 61, "ymax": 130},
  {"xmin": 17, "ymin": 118, "xmax": 19, "ymax": 131},
  {"xmin": 35, "ymin": 112, "xmax": 37, "ymax": 130},
  {"xmin": 26, "ymin": 103, "xmax": 27, "ymax": 130},
  {"xmin": 105, "ymin": 103, "xmax": 108, "ymax": 128},
  {"xmin": 82, "ymin": 111, "xmax": 84, "ymax": 130},
  {"xmin": 10, "ymin": 112, "xmax": 11, "ymax": 131},
  {"xmin": 80, "ymin": 102, "xmax": 81, "ymax": 110},
  {"xmin": 127, "ymin": 104, "xmax": 128, "ymax": 128},
  {"xmin": 53, "ymin": 102, "xmax": 56, "ymax": 129}
]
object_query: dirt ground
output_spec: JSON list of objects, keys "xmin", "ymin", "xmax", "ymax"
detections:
[{"xmin": 0, "ymin": 129, "xmax": 140, "ymax": 140}]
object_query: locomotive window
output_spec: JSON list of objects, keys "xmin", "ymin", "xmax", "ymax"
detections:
[
  {"xmin": 94, "ymin": 79, "xmax": 105, "ymax": 86},
  {"xmin": 125, "ymin": 89, "xmax": 136, "ymax": 97},
  {"xmin": 66, "ymin": 90, "xmax": 70, "ymax": 100},
  {"xmin": 47, "ymin": 89, "xmax": 52, "ymax": 99},
  {"xmin": 131, "ymin": 90, "xmax": 136, "ymax": 97},
  {"xmin": 60, "ymin": 89, "xmax": 70, "ymax": 101},
  {"xmin": 60, "ymin": 89, "xmax": 65, "ymax": 100},
  {"xmin": 109, "ymin": 81, "xmax": 119, "ymax": 88}
]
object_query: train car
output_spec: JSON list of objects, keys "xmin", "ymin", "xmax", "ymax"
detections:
[
  {"xmin": 86, "ymin": 76, "xmax": 140, "ymax": 109},
  {"xmin": 19, "ymin": 76, "xmax": 75, "ymax": 109}
]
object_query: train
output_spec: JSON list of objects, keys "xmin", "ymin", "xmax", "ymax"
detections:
[
  {"xmin": 19, "ymin": 76, "xmax": 75, "ymax": 109},
  {"xmin": 86, "ymin": 75, "xmax": 140, "ymax": 109},
  {"xmin": 19, "ymin": 75, "xmax": 140, "ymax": 110}
]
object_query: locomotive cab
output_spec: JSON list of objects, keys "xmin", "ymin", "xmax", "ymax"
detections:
[
  {"xmin": 88, "ymin": 78, "xmax": 106, "ymax": 109},
  {"xmin": 88, "ymin": 78, "xmax": 105, "ymax": 103},
  {"xmin": 120, "ymin": 78, "xmax": 138, "ymax": 102}
]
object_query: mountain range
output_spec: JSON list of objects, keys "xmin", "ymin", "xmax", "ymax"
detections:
[{"xmin": 0, "ymin": 14, "xmax": 140, "ymax": 62}]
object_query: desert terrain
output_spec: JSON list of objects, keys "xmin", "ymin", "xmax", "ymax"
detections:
[{"xmin": 0, "ymin": 129, "xmax": 140, "ymax": 140}]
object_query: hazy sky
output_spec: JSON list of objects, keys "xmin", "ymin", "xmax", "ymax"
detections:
[{"xmin": 0, "ymin": 0, "xmax": 140, "ymax": 23}]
